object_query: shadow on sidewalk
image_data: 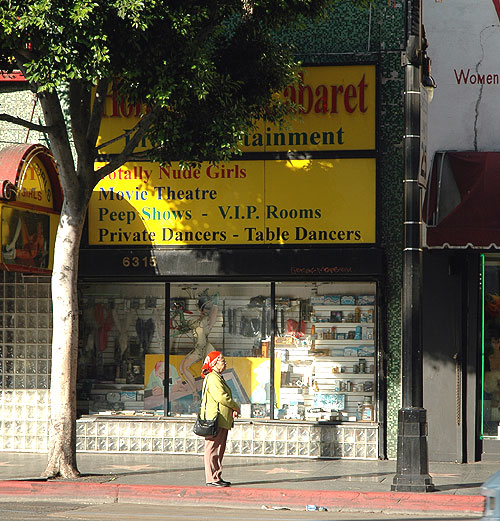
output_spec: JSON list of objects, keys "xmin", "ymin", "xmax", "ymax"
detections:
[
  {"xmin": 225, "ymin": 471, "xmax": 394, "ymax": 487},
  {"xmin": 26, "ymin": 469, "xmax": 396, "ymax": 488},
  {"xmin": 433, "ymin": 483, "xmax": 484, "ymax": 492},
  {"xmin": 74, "ymin": 457, "xmax": 351, "ymax": 480}
]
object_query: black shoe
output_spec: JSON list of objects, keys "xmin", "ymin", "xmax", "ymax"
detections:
[
  {"xmin": 206, "ymin": 480, "xmax": 230, "ymax": 487},
  {"xmin": 219, "ymin": 479, "xmax": 231, "ymax": 485}
]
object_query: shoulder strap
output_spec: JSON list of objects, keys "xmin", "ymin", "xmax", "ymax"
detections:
[
  {"xmin": 200, "ymin": 376, "xmax": 208, "ymax": 419},
  {"xmin": 200, "ymin": 374, "xmax": 219, "ymax": 419}
]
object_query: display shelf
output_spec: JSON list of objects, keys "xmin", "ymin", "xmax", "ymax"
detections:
[
  {"xmin": 308, "ymin": 355, "xmax": 374, "ymax": 361},
  {"xmin": 280, "ymin": 387, "xmax": 375, "ymax": 394},
  {"xmin": 311, "ymin": 305, "xmax": 375, "ymax": 311},
  {"xmin": 312, "ymin": 322, "xmax": 375, "ymax": 327},
  {"xmin": 273, "ymin": 291, "xmax": 377, "ymax": 422},
  {"xmin": 313, "ymin": 339, "xmax": 374, "ymax": 344},
  {"xmin": 329, "ymin": 391, "xmax": 374, "ymax": 395},
  {"xmin": 315, "ymin": 372, "xmax": 374, "ymax": 378}
]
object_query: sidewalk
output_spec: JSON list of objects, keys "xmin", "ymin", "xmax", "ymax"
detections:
[{"xmin": 0, "ymin": 451, "xmax": 495, "ymax": 514}]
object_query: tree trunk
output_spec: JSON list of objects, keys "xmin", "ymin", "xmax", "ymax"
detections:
[{"xmin": 43, "ymin": 196, "xmax": 88, "ymax": 479}]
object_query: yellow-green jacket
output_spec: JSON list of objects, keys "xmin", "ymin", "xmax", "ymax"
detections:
[{"xmin": 201, "ymin": 372, "xmax": 240, "ymax": 430}]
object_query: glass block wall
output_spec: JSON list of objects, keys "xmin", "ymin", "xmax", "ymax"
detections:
[
  {"xmin": 76, "ymin": 419, "xmax": 379, "ymax": 460},
  {"xmin": 0, "ymin": 271, "xmax": 52, "ymax": 451}
]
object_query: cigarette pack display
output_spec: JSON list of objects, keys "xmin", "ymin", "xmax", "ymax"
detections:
[
  {"xmin": 240, "ymin": 403, "xmax": 252, "ymax": 417},
  {"xmin": 313, "ymin": 393, "xmax": 345, "ymax": 410},
  {"xmin": 123, "ymin": 401, "xmax": 143, "ymax": 410},
  {"xmin": 356, "ymin": 295, "xmax": 375, "ymax": 305},
  {"xmin": 120, "ymin": 391, "xmax": 137, "ymax": 401},
  {"xmin": 363, "ymin": 381, "xmax": 374, "ymax": 392},
  {"xmin": 357, "ymin": 345, "xmax": 375, "ymax": 356},
  {"xmin": 323, "ymin": 295, "xmax": 342, "ymax": 305},
  {"xmin": 280, "ymin": 387, "xmax": 303, "ymax": 395}
]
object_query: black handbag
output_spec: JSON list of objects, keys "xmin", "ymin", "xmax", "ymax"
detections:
[
  {"xmin": 193, "ymin": 378, "xmax": 218, "ymax": 437},
  {"xmin": 193, "ymin": 414, "xmax": 217, "ymax": 437}
]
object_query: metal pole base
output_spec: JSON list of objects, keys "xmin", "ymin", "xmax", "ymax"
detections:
[{"xmin": 391, "ymin": 407, "xmax": 434, "ymax": 492}]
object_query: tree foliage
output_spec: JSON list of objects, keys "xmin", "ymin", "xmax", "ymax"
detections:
[{"xmin": 0, "ymin": 0, "xmax": 356, "ymax": 166}]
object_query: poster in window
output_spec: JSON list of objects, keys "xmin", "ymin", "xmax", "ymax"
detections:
[{"xmin": 1, "ymin": 207, "xmax": 50, "ymax": 269}]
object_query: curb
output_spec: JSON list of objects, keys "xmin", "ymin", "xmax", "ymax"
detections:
[{"xmin": 0, "ymin": 481, "xmax": 486, "ymax": 514}]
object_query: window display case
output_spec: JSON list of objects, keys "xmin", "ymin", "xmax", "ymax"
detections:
[
  {"xmin": 77, "ymin": 284, "xmax": 165, "ymax": 416},
  {"xmin": 168, "ymin": 283, "xmax": 272, "ymax": 417},
  {"xmin": 275, "ymin": 283, "xmax": 377, "ymax": 423},
  {"xmin": 77, "ymin": 281, "xmax": 378, "ymax": 425}
]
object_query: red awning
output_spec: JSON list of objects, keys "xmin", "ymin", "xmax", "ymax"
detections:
[
  {"xmin": 0, "ymin": 144, "xmax": 63, "ymax": 209},
  {"xmin": 423, "ymin": 151, "xmax": 500, "ymax": 248}
]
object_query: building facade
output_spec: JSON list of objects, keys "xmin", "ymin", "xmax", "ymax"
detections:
[
  {"xmin": 421, "ymin": 0, "xmax": 500, "ymax": 462},
  {"xmin": 0, "ymin": 1, "xmax": 409, "ymax": 460}
]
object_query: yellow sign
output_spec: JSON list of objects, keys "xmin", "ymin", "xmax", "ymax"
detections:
[
  {"xmin": 97, "ymin": 65, "xmax": 376, "ymax": 154},
  {"xmin": 89, "ymin": 158, "xmax": 375, "ymax": 246},
  {"xmin": 241, "ymin": 65, "xmax": 375, "ymax": 152},
  {"xmin": 17, "ymin": 155, "xmax": 54, "ymax": 209}
]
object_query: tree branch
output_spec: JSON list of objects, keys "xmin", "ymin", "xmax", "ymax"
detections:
[
  {"xmin": 87, "ymin": 78, "xmax": 110, "ymax": 148},
  {"xmin": 69, "ymin": 80, "xmax": 90, "ymax": 160},
  {"xmin": 96, "ymin": 127, "xmax": 136, "ymax": 151},
  {"xmin": 36, "ymin": 90, "xmax": 77, "ymax": 184},
  {"xmin": 0, "ymin": 113, "xmax": 52, "ymax": 133},
  {"xmin": 93, "ymin": 108, "xmax": 158, "ymax": 182},
  {"xmin": 12, "ymin": 51, "xmax": 39, "ymax": 94}
]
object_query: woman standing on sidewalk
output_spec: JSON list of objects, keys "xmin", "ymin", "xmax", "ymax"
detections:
[{"xmin": 200, "ymin": 351, "xmax": 240, "ymax": 487}]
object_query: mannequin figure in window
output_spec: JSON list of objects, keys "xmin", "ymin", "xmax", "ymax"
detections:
[{"xmin": 178, "ymin": 290, "xmax": 219, "ymax": 402}]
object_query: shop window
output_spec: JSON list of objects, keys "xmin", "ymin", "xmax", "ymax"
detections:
[
  {"xmin": 275, "ymin": 282, "xmax": 376, "ymax": 422},
  {"xmin": 168, "ymin": 283, "xmax": 271, "ymax": 418},
  {"xmin": 77, "ymin": 281, "xmax": 377, "ymax": 424},
  {"xmin": 482, "ymin": 256, "xmax": 500, "ymax": 437},
  {"xmin": 77, "ymin": 283, "xmax": 165, "ymax": 416}
]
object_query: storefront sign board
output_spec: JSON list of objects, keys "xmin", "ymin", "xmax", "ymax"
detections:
[
  {"xmin": 89, "ymin": 158, "xmax": 375, "ymax": 246},
  {"xmin": 16, "ymin": 154, "xmax": 56, "ymax": 209},
  {"xmin": 97, "ymin": 65, "xmax": 376, "ymax": 154},
  {"xmin": 0, "ymin": 144, "xmax": 62, "ymax": 273}
]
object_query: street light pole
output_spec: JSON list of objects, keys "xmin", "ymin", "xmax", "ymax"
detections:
[{"xmin": 391, "ymin": 0, "xmax": 434, "ymax": 493}]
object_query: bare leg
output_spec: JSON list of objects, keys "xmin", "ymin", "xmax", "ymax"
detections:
[{"xmin": 179, "ymin": 351, "xmax": 201, "ymax": 402}]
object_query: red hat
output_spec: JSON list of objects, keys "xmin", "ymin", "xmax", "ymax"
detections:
[{"xmin": 201, "ymin": 350, "xmax": 221, "ymax": 378}]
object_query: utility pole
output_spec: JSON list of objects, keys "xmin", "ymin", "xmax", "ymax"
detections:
[{"xmin": 392, "ymin": 0, "xmax": 434, "ymax": 493}]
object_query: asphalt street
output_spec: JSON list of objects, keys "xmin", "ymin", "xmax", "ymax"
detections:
[{"xmin": 0, "ymin": 501, "xmax": 483, "ymax": 521}]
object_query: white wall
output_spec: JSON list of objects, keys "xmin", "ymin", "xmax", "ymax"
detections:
[{"xmin": 424, "ymin": 0, "xmax": 500, "ymax": 162}]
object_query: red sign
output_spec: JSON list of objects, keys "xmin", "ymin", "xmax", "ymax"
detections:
[{"xmin": 0, "ymin": 70, "xmax": 25, "ymax": 82}]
